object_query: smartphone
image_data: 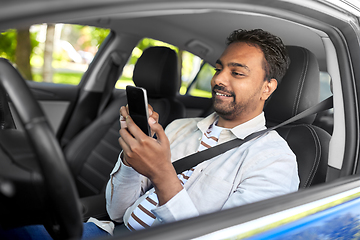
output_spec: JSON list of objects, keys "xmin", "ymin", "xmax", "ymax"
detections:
[{"xmin": 126, "ymin": 85, "xmax": 151, "ymax": 136}]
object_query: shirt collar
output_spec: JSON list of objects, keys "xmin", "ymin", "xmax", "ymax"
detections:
[{"xmin": 197, "ymin": 112, "xmax": 266, "ymax": 139}]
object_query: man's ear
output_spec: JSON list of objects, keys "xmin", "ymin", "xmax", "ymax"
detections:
[{"xmin": 261, "ymin": 78, "xmax": 277, "ymax": 101}]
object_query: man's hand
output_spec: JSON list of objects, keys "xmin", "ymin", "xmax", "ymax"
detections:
[
  {"xmin": 118, "ymin": 105, "xmax": 183, "ymax": 206},
  {"xmin": 119, "ymin": 104, "xmax": 159, "ymax": 140}
]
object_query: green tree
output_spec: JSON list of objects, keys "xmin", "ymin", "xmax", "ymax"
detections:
[
  {"xmin": 16, "ymin": 27, "xmax": 33, "ymax": 80},
  {"xmin": 89, "ymin": 27, "xmax": 110, "ymax": 47},
  {"xmin": 0, "ymin": 27, "xmax": 39, "ymax": 80},
  {"xmin": 131, "ymin": 38, "xmax": 178, "ymax": 65},
  {"xmin": 0, "ymin": 29, "xmax": 17, "ymax": 61},
  {"xmin": 43, "ymin": 24, "xmax": 55, "ymax": 82}
]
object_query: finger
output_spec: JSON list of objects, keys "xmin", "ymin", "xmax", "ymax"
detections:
[
  {"xmin": 119, "ymin": 126, "xmax": 138, "ymax": 148},
  {"xmin": 148, "ymin": 104, "xmax": 159, "ymax": 123},
  {"xmin": 120, "ymin": 115, "xmax": 127, "ymax": 129},
  {"xmin": 119, "ymin": 106, "xmax": 129, "ymax": 129},
  {"xmin": 122, "ymin": 104, "xmax": 149, "ymax": 139},
  {"xmin": 118, "ymin": 137, "xmax": 133, "ymax": 167},
  {"xmin": 148, "ymin": 110, "xmax": 159, "ymax": 137},
  {"xmin": 151, "ymin": 111, "xmax": 159, "ymax": 123},
  {"xmin": 148, "ymin": 104, "xmax": 153, "ymax": 116},
  {"xmin": 148, "ymin": 117, "xmax": 169, "ymax": 146},
  {"xmin": 124, "ymin": 114, "xmax": 148, "ymax": 140},
  {"xmin": 120, "ymin": 106, "xmax": 130, "ymax": 118},
  {"xmin": 119, "ymin": 106, "xmax": 128, "ymax": 129},
  {"xmin": 119, "ymin": 128, "xmax": 142, "ymax": 165},
  {"xmin": 118, "ymin": 136, "xmax": 129, "ymax": 154}
]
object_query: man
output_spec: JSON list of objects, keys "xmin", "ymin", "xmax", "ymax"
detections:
[
  {"xmin": 106, "ymin": 29, "xmax": 299, "ymax": 231},
  {"xmin": 0, "ymin": 29, "xmax": 299, "ymax": 239}
]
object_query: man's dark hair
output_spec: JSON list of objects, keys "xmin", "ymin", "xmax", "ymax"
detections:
[{"xmin": 226, "ymin": 29, "xmax": 290, "ymax": 83}]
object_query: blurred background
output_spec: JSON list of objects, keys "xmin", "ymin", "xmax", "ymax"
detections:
[{"xmin": 0, "ymin": 24, "xmax": 214, "ymax": 98}]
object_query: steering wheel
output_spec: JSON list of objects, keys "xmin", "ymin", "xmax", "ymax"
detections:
[{"xmin": 0, "ymin": 58, "xmax": 83, "ymax": 239}]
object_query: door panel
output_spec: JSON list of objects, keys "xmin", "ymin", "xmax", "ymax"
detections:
[{"xmin": 26, "ymin": 81, "xmax": 79, "ymax": 136}]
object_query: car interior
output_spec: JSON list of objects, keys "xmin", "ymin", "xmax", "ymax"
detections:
[
  {"xmin": 61, "ymin": 8, "xmax": 339, "ymax": 195},
  {"xmin": 64, "ymin": 46, "xmax": 186, "ymax": 199},
  {"xmin": 1, "ymin": 1, "xmax": 359, "ymax": 239}
]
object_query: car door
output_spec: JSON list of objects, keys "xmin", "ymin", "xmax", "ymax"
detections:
[
  {"xmin": 114, "ymin": 175, "xmax": 360, "ymax": 240},
  {"xmin": 3, "ymin": 23, "xmax": 112, "ymax": 141},
  {"xmin": 25, "ymin": 80, "xmax": 79, "ymax": 137}
]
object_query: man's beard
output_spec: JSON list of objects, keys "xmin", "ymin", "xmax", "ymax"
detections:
[{"xmin": 211, "ymin": 85, "xmax": 255, "ymax": 121}]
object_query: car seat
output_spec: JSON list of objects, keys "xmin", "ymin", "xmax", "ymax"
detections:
[
  {"xmin": 264, "ymin": 45, "xmax": 331, "ymax": 188},
  {"xmin": 64, "ymin": 46, "xmax": 186, "ymax": 198}
]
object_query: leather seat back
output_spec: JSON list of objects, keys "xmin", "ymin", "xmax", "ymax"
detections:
[{"xmin": 265, "ymin": 46, "xmax": 331, "ymax": 188}]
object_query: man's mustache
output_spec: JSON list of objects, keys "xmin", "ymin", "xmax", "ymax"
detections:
[{"xmin": 212, "ymin": 85, "xmax": 235, "ymax": 97}]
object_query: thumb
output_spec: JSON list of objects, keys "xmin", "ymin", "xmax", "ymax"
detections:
[{"xmin": 148, "ymin": 117, "xmax": 168, "ymax": 144}]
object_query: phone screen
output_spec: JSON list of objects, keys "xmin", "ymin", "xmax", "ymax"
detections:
[{"xmin": 126, "ymin": 86, "xmax": 150, "ymax": 136}]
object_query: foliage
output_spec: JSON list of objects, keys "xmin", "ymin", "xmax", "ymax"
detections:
[
  {"xmin": 0, "ymin": 25, "xmax": 213, "ymax": 98},
  {"xmin": 33, "ymin": 72, "xmax": 83, "ymax": 85},
  {"xmin": 128, "ymin": 38, "xmax": 178, "ymax": 66},
  {"xmin": 0, "ymin": 29, "xmax": 17, "ymax": 61},
  {"xmin": 0, "ymin": 24, "xmax": 108, "ymax": 67},
  {"xmin": 0, "ymin": 29, "xmax": 39, "ymax": 63}
]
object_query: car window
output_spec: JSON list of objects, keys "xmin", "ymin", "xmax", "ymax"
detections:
[
  {"xmin": 115, "ymin": 38, "xmax": 213, "ymax": 98},
  {"xmin": 184, "ymin": 62, "xmax": 214, "ymax": 98},
  {"xmin": 319, "ymin": 71, "xmax": 333, "ymax": 101},
  {"xmin": 0, "ymin": 23, "xmax": 110, "ymax": 85}
]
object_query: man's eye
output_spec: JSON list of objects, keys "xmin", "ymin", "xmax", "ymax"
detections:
[
  {"xmin": 232, "ymin": 72, "xmax": 244, "ymax": 76},
  {"xmin": 214, "ymin": 68, "xmax": 221, "ymax": 72}
]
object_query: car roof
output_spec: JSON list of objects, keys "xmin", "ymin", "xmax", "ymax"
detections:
[{"xmin": 1, "ymin": 0, "xmax": 360, "ymax": 71}]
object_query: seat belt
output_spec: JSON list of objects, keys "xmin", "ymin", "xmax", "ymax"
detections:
[
  {"xmin": 97, "ymin": 52, "xmax": 122, "ymax": 116},
  {"xmin": 173, "ymin": 96, "xmax": 333, "ymax": 174}
]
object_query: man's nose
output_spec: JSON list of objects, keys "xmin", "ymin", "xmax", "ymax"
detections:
[{"xmin": 212, "ymin": 69, "xmax": 228, "ymax": 86}]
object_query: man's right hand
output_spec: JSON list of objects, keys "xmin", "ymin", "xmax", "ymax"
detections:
[
  {"xmin": 119, "ymin": 104, "xmax": 159, "ymax": 166},
  {"xmin": 118, "ymin": 105, "xmax": 183, "ymax": 206},
  {"xmin": 119, "ymin": 104, "xmax": 159, "ymax": 136}
]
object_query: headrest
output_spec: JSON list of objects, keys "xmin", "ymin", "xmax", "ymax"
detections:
[
  {"xmin": 264, "ymin": 46, "xmax": 320, "ymax": 125},
  {"xmin": 133, "ymin": 46, "xmax": 180, "ymax": 98}
]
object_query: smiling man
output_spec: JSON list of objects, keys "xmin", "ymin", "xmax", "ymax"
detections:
[
  {"xmin": 107, "ymin": 29, "xmax": 299, "ymax": 232},
  {"xmin": 212, "ymin": 41, "xmax": 277, "ymax": 128}
]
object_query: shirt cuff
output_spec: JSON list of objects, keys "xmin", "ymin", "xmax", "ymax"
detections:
[
  {"xmin": 152, "ymin": 188, "xmax": 199, "ymax": 223},
  {"xmin": 111, "ymin": 153, "xmax": 141, "ymax": 182}
]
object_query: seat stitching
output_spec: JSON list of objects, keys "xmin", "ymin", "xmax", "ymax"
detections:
[
  {"xmin": 77, "ymin": 175, "xmax": 101, "ymax": 194},
  {"xmin": 77, "ymin": 161, "xmax": 108, "ymax": 194},
  {"xmin": 303, "ymin": 125, "xmax": 321, "ymax": 187},
  {"xmin": 98, "ymin": 137, "xmax": 120, "ymax": 153},
  {"xmin": 92, "ymin": 149, "xmax": 115, "ymax": 168},
  {"xmin": 158, "ymin": 50, "xmax": 170, "ymax": 96},
  {"xmin": 293, "ymin": 49, "xmax": 308, "ymax": 116}
]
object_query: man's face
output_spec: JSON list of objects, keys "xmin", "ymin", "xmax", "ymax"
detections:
[{"xmin": 211, "ymin": 42, "xmax": 272, "ymax": 124}]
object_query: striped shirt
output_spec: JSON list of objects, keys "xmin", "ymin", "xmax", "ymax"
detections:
[{"xmin": 126, "ymin": 121, "xmax": 224, "ymax": 231}]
